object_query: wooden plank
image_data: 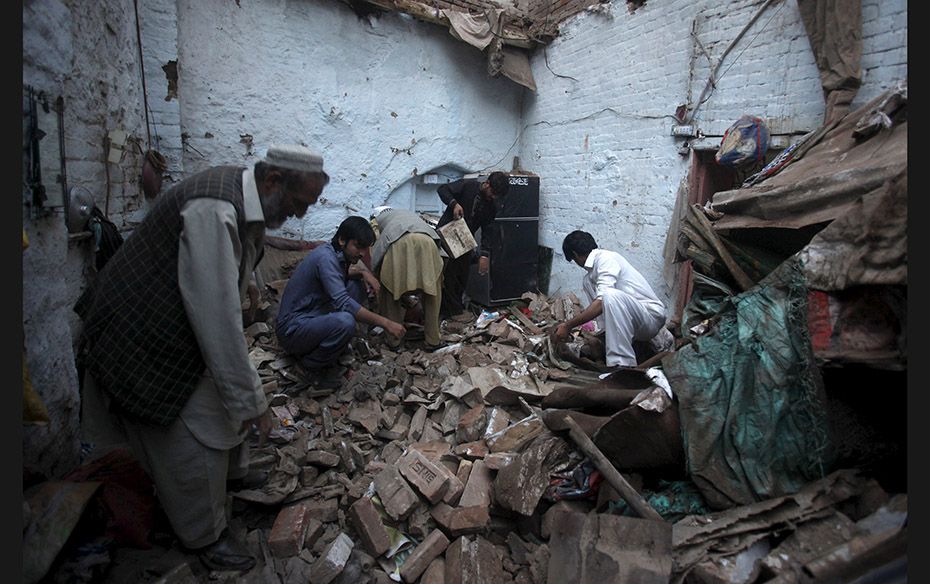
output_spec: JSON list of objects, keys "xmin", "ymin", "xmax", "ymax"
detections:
[
  {"xmin": 558, "ymin": 416, "xmax": 665, "ymax": 522},
  {"xmin": 510, "ymin": 308, "xmax": 543, "ymax": 335},
  {"xmin": 688, "ymin": 205, "xmax": 755, "ymax": 291}
]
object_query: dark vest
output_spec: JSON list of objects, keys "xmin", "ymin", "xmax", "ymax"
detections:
[{"xmin": 77, "ymin": 166, "xmax": 249, "ymax": 425}]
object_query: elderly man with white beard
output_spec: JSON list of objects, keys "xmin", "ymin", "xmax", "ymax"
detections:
[{"xmin": 75, "ymin": 145, "xmax": 329, "ymax": 571}]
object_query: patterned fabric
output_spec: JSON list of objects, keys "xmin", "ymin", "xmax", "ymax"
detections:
[{"xmin": 76, "ymin": 166, "xmax": 247, "ymax": 425}]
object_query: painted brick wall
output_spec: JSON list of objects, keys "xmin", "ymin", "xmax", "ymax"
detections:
[
  {"xmin": 23, "ymin": 0, "xmax": 149, "ymax": 479},
  {"xmin": 174, "ymin": 0, "xmax": 523, "ymax": 242},
  {"xmin": 139, "ymin": 0, "xmax": 185, "ymax": 184},
  {"xmin": 520, "ymin": 0, "xmax": 907, "ymax": 311}
]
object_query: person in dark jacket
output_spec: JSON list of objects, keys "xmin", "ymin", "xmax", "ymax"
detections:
[
  {"xmin": 76, "ymin": 145, "xmax": 329, "ymax": 572},
  {"xmin": 436, "ymin": 171, "xmax": 510, "ymax": 317}
]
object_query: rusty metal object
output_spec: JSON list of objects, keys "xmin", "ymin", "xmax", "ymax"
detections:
[{"xmin": 141, "ymin": 149, "xmax": 167, "ymax": 199}]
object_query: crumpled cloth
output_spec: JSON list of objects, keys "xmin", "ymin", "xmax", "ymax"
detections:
[{"xmin": 441, "ymin": 8, "xmax": 503, "ymax": 50}]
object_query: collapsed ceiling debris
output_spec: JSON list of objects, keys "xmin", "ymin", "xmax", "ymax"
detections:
[{"xmin": 332, "ymin": 0, "xmax": 604, "ymax": 90}]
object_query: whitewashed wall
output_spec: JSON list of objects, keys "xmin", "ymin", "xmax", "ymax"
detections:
[
  {"xmin": 521, "ymin": 0, "xmax": 907, "ymax": 308},
  {"xmin": 23, "ymin": 0, "xmax": 149, "ymax": 478},
  {"xmin": 174, "ymin": 0, "xmax": 524, "ymax": 242}
]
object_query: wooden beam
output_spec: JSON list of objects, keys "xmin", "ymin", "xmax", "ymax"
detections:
[{"xmin": 557, "ymin": 416, "xmax": 665, "ymax": 522}]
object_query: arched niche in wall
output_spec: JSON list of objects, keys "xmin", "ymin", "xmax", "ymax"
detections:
[{"xmin": 384, "ymin": 165, "xmax": 466, "ymax": 215}]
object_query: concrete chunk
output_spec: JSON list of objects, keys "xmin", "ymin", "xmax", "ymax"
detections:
[
  {"xmin": 310, "ymin": 532, "xmax": 355, "ymax": 584},
  {"xmin": 547, "ymin": 512, "xmax": 671, "ymax": 584},
  {"xmin": 399, "ymin": 529, "xmax": 450, "ymax": 583},
  {"xmin": 373, "ymin": 466, "xmax": 420, "ymax": 521},
  {"xmin": 484, "ymin": 407, "xmax": 511, "ymax": 438},
  {"xmin": 348, "ymin": 496, "xmax": 391, "ymax": 557}
]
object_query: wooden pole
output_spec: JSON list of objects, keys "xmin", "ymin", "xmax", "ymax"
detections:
[{"xmin": 560, "ymin": 415, "xmax": 665, "ymax": 522}]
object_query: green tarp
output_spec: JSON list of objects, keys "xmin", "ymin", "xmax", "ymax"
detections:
[{"xmin": 663, "ymin": 257, "xmax": 831, "ymax": 510}]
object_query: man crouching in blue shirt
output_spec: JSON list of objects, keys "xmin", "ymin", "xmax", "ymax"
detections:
[{"xmin": 276, "ymin": 216, "xmax": 406, "ymax": 387}]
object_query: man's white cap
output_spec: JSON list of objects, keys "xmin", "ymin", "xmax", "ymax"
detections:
[{"xmin": 264, "ymin": 144, "xmax": 325, "ymax": 174}]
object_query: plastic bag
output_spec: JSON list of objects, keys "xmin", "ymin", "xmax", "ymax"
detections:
[{"xmin": 715, "ymin": 115, "xmax": 769, "ymax": 168}]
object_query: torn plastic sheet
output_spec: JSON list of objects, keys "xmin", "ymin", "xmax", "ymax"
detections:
[{"xmin": 645, "ymin": 367, "xmax": 673, "ymax": 399}]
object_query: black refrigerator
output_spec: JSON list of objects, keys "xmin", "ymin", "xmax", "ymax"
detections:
[{"xmin": 466, "ymin": 173, "xmax": 540, "ymax": 307}]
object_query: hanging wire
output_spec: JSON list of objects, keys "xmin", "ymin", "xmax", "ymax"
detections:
[{"xmin": 132, "ymin": 0, "xmax": 152, "ymax": 150}]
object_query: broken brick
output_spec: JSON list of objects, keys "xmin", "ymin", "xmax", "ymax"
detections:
[
  {"xmin": 408, "ymin": 405, "xmax": 428, "ymax": 441},
  {"xmin": 421, "ymin": 557, "xmax": 445, "ymax": 584},
  {"xmin": 305, "ymin": 498, "xmax": 340, "ymax": 523},
  {"xmin": 373, "ymin": 466, "xmax": 420, "ymax": 521},
  {"xmin": 268, "ymin": 503, "xmax": 312, "ymax": 557},
  {"xmin": 453, "ymin": 440, "xmax": 489, "ymax": 459},
  {"xmin": 458, "ymin": 460, "xmax": 493, "ymax": 508},
  {"xmin": 304, "ymin": 517, "xmax": 325, "ymax": 549},
  {"xmin": 348, "ymin": 496, "xmax": 391, "ymax": 557},
  {"xmin": 483, "ymin": 453, "xmax": 515, "ymax": 470},
  {"xmin": 431, "ymin": 502, "xmax": 490, "ymax": 537},
  {"xmin": 456, "ymin": 460, "xmax": 473, "ymax": 487},
  {"xmin": 398, "ymin": 449, "xmax": 450, "ymax": 504},
  {"xmin": 310, "ymin": 532, "xmax": 355, "ymax": 584},
  {"xmin": 455, "ymin": 404, "xmax": 488, "ymax": 444},
  {"xmin": 444, "ymin": 535, "xmax": 505, "ymax": 584},
  {"xmin": 399, "ymin": 529, "xmax": 450, "ymax": 583},
  {"xmin": 308, "ymin": 450, "xmax": 341, "ymax": 468}
]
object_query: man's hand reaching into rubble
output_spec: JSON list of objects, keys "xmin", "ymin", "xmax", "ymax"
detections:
[
  {"xmin": 243, "ymin": 409, "xmax": 272, "ymax": 447},
  {"xmin": 551, "ymin": 322, "xmax": 572, "ymax": 342},
  {"xmin": 383, "ymin": 319, "xmax": 406, "ymax": 340},
  {"xmin": 550, "ymin": 298, "xmax": 603, "ymax": 344},
  {"xmin": 452, "ymin": 202, "xmax": 464, "ymax": 220},
  {"xmin": 243, "ymin": 282, "xmax": 261, "ymax": 324}
]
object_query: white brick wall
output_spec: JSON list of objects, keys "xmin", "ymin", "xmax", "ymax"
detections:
[
  {"xmin": 139, "ymin": 0, "xmax": 185, "ymax": 184},
  {"xmin": 521, "ymin": 0, "xmax": 907, "ymax": 310},
  {"xmin": 23, "ymin": 0, "xmax": 149, "ymax": 478},
  {"xmin": 174, "ymin": 0, "xmax": 524, "ymax": 241}
]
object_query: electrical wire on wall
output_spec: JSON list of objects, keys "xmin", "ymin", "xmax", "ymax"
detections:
[
  {"xmin": 684, "ymin": 0, "xmax": 785, "ymax": 124},
  {"xmin": 476, "ymin": 107, "xmax": 680, "ymax": 173},
  {"xmin": 133, "ymin": 0, "xmax": 152, "ymax": 150}
]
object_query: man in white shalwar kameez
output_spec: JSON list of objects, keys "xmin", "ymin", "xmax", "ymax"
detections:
[{"xmin": 551, "ymin": 230, "xmax": 666, "ymax": 368}]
